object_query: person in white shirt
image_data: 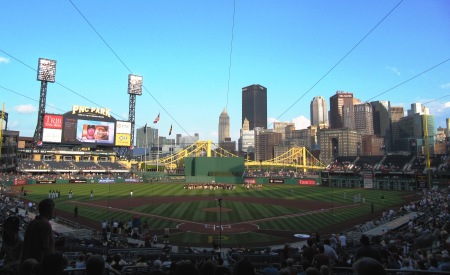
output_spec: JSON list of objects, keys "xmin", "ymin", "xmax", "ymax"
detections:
[{"xmin": 339, "ymin": 232, "xmax": 347, "ymax": 250}]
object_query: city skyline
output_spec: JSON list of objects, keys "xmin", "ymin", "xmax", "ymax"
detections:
[{"xmin": 1, "ymin": 0, "xmax": 449, "ymax": 144}]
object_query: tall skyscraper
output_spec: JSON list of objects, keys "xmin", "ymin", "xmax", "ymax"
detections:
[
  {"xmin": 242, "ymin": 84, "xmax": 267, "ymax": 130},
  {"xmin": 218, "ymin": 108, "xmax": 230, "ymax": 144},
  {"xmin": 329, "ymin": 91, "xmax": 355, "ymax": 129},
  {"xmin": 354, "ymin": 103, "xmax": 374, "ymax": 135},
  {"xmin": 390, "ymin": 106, "xmax": 404, "ymax": 152},
  {"xmin": 371, "ymin": 100, "xmax": 391, "ymax": 150},
  {"xmin": 447, "ymin": 118, "xmax": 450, "ymax": 137},
  {"xmin": 136, "ymin": 126, "xmax": 158, "ymax": 147},
  {"xmin": 310, "ymin": 96, "xmax": 328, "ymax": 128}
]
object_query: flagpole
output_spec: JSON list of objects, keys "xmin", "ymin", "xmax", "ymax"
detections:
[
  {"xmin": 156, "ymin": 124, "xmax": 159, "ymax": 172},
  {"xmin": 145, "ymin": 125, "xmax": 147, "ymax": 171}
]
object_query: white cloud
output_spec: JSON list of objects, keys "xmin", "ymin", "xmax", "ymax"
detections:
[
  {"xmin": 292, "ymin": 115, "xmax": 310, "ymax": 130},
  {"xmin": 268, "ymin": 117, "xmax": 278, "ymax": 126},
  {"xmin": 14, "ymin": 104, "xmax": 36, "ymax": 114},
  {"xmin": 444, "ymin": 102, "xmax": 450, "ymax": 108},
  {"xmin": 440, "ymin": 83, "xmax": 450, "ymax": 89},
  {"xmin": 386, "ymin": 65, "xmax": 401, "ymax": 76},
  {"xmin": 0, "ymin": 56, "xmax": 9, "ymax": 64}
]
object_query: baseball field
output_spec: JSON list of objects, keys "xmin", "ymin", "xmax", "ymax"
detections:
[{"xmin": 16, "ymin": 183, "xmax": 417, "ymax": 248}]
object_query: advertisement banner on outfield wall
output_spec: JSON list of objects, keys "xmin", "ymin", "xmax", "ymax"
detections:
[
  {"xmin": 13, "ymin": 179, "xmax": 26, "ymax": 186},
  {"xmin": 125, "ymin": 178, "xmax": 140, "ymax": 182},
  {"xmin": 298, "ymin": 179, "xmax": 316, "ymax": 185},
  {"xmin": 69, "ymin": 179, "xmax": 87, "ymax": 183},
  {"xmin": 98, "ymin": 179, "xmax": 116, "ymax": 183},
  {"xmin": 269, "ymin": 179, "xmax": 284, "ymax": 184},
  {"xmin": 363, "ymin": 173, "xmax": 374, "ymax": 189},
  {"xmin": 244, "ymin": 178, "xmax": 256, "ymax": 184},
  {"xmin": 37, "ymin": 180, "xmax": 56, "ymax": 184}
]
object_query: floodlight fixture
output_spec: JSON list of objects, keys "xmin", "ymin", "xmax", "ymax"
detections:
[
  {"xmin": 128, "ymin": 74, "xmax": 143, "ymax": 95},
  {"xmin": 37, "ymin": 58, "xmax": 57, "ymax": 83}
]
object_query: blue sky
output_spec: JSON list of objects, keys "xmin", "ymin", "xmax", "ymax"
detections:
[{"xmin": 1, "ymin": 0, "xmax": 449, "ymax": 144}]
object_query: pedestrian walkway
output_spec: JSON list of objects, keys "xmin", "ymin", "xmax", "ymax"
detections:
[{"xmin": 364, "ymin": 212, "xmax": 418, "ymax": 237}]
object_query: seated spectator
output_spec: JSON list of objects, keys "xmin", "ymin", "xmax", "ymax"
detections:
[
  {"xmin": 174, "ymin": 260, "xmax": 199, "ymax": 275},
  {"xmin": 233, "ymin": 258, "xmax": 256, "ymax": 275},
  {"xmin": 283, "ymin": 258, "xmax": 298, "ymax": 275},
  {"xmin": 39, "ymin": 253, "xmax": 67, "ymax": 275},
  {"xmin": 104, "ymin": 256, "xmax": 121, "ymax": 275},
  {"xmin": 262, "ymin": 261, "xmax": 278, "ymax": 275},
  {"xmin": 439, "ymin": 251, "xmax": 450, "ymax": 271},
  {"xmin": 304, "ymin": 267, "xmax": 321, "ymax": 275},
  {"xmin": 20, "ymin": 258, "xmax": 40, "ymax": 275},
  {"xmin": 85, "ymin": 254, "xmax": 105, "ymax": 275},
  {"xmin": 352, "ymin": 257, "xmax": 386, "ymax": 275},
  {"xmin": 0, "ymin": 215, "xmax": 23, "ymax": 274},
  {"xmin": 215, "ymin": 257, "xmax": 231, "ymax": 275}
]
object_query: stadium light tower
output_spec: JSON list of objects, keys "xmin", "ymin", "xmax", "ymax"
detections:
[
  {"xmin": 34, "ymin": 58, "xmax": 56, "ymax": 143},
  {"xmin": 127, "ymin": 74, "xmax": 143, "ymax": 148}
]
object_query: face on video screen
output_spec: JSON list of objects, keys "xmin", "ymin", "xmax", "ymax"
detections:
[{"xmin": 76, "ymin": 120, "xmax": 115, "ymax": 144}]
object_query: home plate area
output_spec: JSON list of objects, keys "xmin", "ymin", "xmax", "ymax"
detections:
[
  {"xmin": 177, "ymin": 222, "xmax": 258, "ymax": 233},
  {"xmin": 205, "ymin": 224, "xmax": 232, "ymax": 231}
]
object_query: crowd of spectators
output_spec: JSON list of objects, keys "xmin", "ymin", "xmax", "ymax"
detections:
[
  {"xmin": 184, "ymin": 183, "xmax": 236, "ymax": 190},
  {"xmin": 327, "ymin": 154, "xmax": 450, "ymax": 174},
  {"xmin": 243, "ymin": 169, "xmax": 318, "ymax": 179}
]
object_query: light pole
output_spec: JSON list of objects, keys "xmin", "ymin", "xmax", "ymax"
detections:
[{"xmin": 218, "ymin": 198, "xmax": 222, "ymax": 252}]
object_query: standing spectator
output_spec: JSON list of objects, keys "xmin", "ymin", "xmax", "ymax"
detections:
[
  {"xmin": 338, "ymin": 232, "xmax": 347, "ymax": 251},
  {"xmin": 311, "ymin": 245, "xmax": 329, "ymax": 270},
  {"xmin": 353, "ymin": 235, "xmax": 382, "ymax": 263},
  {"xmin": 302, "ymin": 239, "xmax": 318, "ymax": 265},
  {"xmin": 329, "ymin": 234, "xmax": 337, "ymax": 251},
  {"xmin": 20, "ymin": 198, "xmax": 55, "ymax": 264},
  {"xmin": 323, "ymin": 239, "xmax": 338, "ymax": 264}
]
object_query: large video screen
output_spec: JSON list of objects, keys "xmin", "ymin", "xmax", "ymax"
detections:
[{"xmin": 62, "ymin": 118, "xmax": 115, "ymax": 145}]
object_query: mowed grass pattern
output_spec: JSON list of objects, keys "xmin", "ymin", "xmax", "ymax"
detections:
[{"xmin": 18, "ymin": 183, "xmax": 414, "ymax": 246}]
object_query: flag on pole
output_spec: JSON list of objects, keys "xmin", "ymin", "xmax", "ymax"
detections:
[
  {"xmin": 143, "ymin": 123, "xmax": 147, "ymax": 133},
  {"xmin": 153, "ymin": 113, "xmax": 160, "ymax": 124},
  {"xmin": 169, "ymin": 124, "xmax": 172, "ymax": 135}
]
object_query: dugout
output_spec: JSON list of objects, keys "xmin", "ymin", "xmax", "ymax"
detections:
[{"xmin": 184, "ymin": 157, "xmax": 244, "ymax": 183}]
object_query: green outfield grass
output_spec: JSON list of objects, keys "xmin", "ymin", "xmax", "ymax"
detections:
[{"xmin": 17, "ymin": 183, "xmax": 416, "ymax": 247}]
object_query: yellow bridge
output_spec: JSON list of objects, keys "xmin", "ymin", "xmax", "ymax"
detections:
[{"xmin": 143, "ymin": 140, "xmax": 326, "ymax": 171}]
